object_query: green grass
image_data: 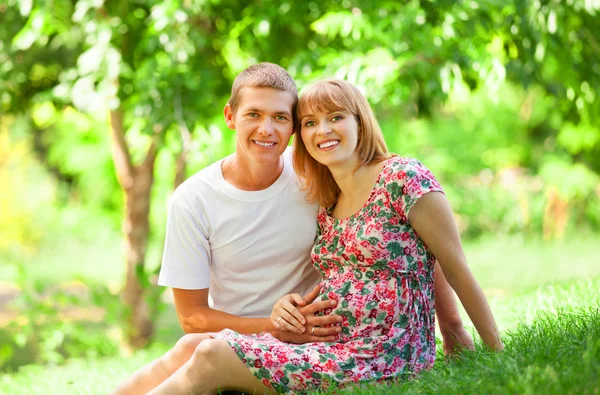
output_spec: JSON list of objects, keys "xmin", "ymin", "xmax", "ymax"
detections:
[
  {"xmin": 0, "ymin": 345, "xmax": 170, "ymax": 395},
  {"xmin": 2, "ymin": 274, "xmax": 599, "ymax": 394},
  {"xmin": 353, "ymin": 307, "xmax": 600, "ymax": 394}
]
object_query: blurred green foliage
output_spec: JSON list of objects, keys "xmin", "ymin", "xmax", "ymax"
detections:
[{"xmin": 0, "ymin": 0, "xmax": 599, "ymax": 370}]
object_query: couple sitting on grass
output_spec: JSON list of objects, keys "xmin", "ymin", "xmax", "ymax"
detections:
[{"xmin": 113, "ymin": 63, "xmax": 503, "ymax": 395}]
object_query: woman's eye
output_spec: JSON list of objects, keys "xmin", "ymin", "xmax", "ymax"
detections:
[
  {"xmin": 305, "ymin": 120, "xmax": 316, "ymax": 127},
  {"xmin": 331, "ymin": 115, "xmax": 343, "ymax": 122}
]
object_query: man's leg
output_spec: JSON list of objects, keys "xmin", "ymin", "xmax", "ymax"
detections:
[
  {"xmin": 149, "ymin": 339, "xmax": 276, "ymax": 395},
  {"xmin": 113, "ymin": 333, "xmax": 211, "ymax": 395}
]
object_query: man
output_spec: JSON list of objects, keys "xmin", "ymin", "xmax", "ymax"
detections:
[{"xmin": 157, "ymin": 62, "xmax": 343, "ymax": 343}]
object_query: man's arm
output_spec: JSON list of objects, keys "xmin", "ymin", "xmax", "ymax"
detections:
[
  {"xmin": 172, "ymin": 288, "xmax": 341, "ymax": 343},
  {"xmin": 173, "ymin": 288, "xmax": 272, "ymax": 334},
  {"xmin": 173, "ymin": 288, "xmax": 274, "ymax": 334}
]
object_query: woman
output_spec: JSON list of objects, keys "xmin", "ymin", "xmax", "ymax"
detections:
[
  {"xmin": 267, "ymin": 79, "xmax": 503, "ymax": 391},
  {"xmin": 114, "ymin": 79, "xmax": 502, "ymax": 395}
]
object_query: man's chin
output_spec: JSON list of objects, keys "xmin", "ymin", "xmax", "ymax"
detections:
[{"xmin": 252, "ymin": 148, "xmax": 286, "ymax": 161}]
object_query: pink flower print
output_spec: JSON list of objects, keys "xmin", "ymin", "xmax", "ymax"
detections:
[{"xmin": 325, "ymin": 359, "xmax": 337, "ymax": 370}]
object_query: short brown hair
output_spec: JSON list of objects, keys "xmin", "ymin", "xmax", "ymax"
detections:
[
  {"xmin": 293, "ymin": 79, "xmax": 392, "ymax": 208},
  {"xmin": 228, "ymin": 63, "xmax": 298, "ymax": 113}
]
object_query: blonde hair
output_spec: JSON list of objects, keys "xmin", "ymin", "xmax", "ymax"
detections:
[
  {"xmin": 293, "ymin": 79, "xmax": 391, "ymax": 208},
  {"xmin": 228, "ymin": 63, "xmax": 298, "ymax": 114}
]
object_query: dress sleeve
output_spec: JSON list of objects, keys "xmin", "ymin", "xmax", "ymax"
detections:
[
  {"xmin": 157, "ymin": 198, "xmax": 211, "ymax": 289},
  {"xmin": 385, "ymin": 158, "xmax": 444, "ymax": 222}
]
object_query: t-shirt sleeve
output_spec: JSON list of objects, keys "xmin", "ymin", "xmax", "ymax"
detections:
[
  {"xmin": 157, "ymin": 199, "xmax": 211, "ymax": 289},
  {"xmin": 385, "ymin": 158, "xmax": 444, "ymax": 222}
]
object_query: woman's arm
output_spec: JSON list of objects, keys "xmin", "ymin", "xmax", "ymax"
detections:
[
  {"xmin": 434, "ymin": 262, "xmax": 475, "ymax": 355},
  {"xmin": 408, "ymin": 192, "xmax": 503, "ymax": 351}
]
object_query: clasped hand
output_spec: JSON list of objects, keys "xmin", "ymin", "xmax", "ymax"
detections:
[{"xmin": 270, "ymin": 285, "xmax": 342, "ymax": 343}]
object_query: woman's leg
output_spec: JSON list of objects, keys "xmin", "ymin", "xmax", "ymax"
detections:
[
  {"xmin": 112, "ymin": 333, "xmax": 211, "ymax": 395},
  {"xmin": 148, "ymin": 339, "xmax": 276, "ymax": 395}
]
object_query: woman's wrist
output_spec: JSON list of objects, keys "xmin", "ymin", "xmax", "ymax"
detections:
[{"xmin": 439, "ymin": 316, "xmax": 466, "ymax": 338}]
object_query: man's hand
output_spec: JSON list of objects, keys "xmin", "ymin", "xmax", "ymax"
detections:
[{"xmin": 270, "ymin": 285, "xmax": 342, "ymax": 339}]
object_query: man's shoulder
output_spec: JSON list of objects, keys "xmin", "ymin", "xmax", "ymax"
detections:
[{"xmin": 170, "ymin": 159, "xmax": 224, "ymax": 209}]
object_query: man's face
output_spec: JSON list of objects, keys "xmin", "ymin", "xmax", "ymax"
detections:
[{"xmin": 224, "ymin": 87, "xmax": 295, "ymax": 166}]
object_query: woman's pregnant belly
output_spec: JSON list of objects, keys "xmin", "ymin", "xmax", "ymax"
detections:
[{"xmin": 315, "ymin": 271, "xmax": 401, "ymax": 343}]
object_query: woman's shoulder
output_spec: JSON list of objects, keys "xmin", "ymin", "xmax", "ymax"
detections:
[
  {"xmin": 381, "ymin": 156, "xmax": 433, "ymax": 180},
  {"xmin": 380, "ymin": 156, "xmax": 443, "ymax": 215}
]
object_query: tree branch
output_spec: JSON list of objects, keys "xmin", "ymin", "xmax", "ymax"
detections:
[
  {"xmin": 110, "ymin": 110, "xmax": 135, "ymax": 190},
  {"xmin": 141, "ymin": 137, "xmax": 158, "ymax": 173}
]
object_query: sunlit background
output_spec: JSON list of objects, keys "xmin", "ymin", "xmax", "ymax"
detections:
[{"xmin": 0, "ymin": 0, "xmax": 599, "ymax": 391}]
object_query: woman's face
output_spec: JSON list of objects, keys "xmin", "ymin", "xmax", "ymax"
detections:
[{"xmin": 299, "ymin": 109, "xmax": 360, "ymax": 169}]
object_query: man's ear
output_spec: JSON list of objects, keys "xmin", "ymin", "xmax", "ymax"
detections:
[{"xmin": 223, "ymin": 104, "xmax": 236, "ymax": 130}]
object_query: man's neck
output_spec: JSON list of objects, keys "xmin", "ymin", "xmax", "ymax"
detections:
[{"xmin": 221, "ymin": 154, "xmax": 284, "ymax": 191}]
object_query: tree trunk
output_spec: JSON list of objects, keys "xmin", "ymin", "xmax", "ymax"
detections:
[{"xmin": 109, "ymin": 110, "xmax": 157, "ymax": 348}]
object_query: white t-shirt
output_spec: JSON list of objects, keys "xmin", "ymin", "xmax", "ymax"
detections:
[{"xmin": 158, "ymin": 148, "xmax": 321, "ymax": 318}]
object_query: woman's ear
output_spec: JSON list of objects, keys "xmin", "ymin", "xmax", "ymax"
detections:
[{"xmin": 223, "ymin": 104, "xmax": 236, "ymax": 130}]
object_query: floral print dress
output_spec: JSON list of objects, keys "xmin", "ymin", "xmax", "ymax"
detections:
[{"xmin": 211, "ymin": 157, "xmax": 443, "ymax": 394}]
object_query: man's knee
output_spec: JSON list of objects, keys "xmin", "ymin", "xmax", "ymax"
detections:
[
  {"xmin": 172, "ymin": 334, "xmax": 208, "ymax": 363},
  {"xmin": 193, "ymin": 339, "xmax": 230, "ymax": 361},
  {"xmin": 185, "ymin": 339, "xmax": 231, "ymax": 379}
]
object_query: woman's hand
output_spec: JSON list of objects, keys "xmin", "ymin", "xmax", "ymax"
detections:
[
  {"xmin": 270, "ymin": 292, "xmax": 310, "ymax": 334},
  {"xmin": 440, "ymin": 322, "xmax": 475, "ymax": 357},
  {"xmin": 270, "ymin": 285, "xmax": 343, "ymax": 338}
]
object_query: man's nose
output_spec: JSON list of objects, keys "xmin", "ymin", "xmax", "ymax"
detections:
[{"xmin": 258, "ymin": 118, "xmax": 275, "ymax": 135}]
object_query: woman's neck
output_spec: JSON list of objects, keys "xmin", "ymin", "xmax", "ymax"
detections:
[
  {"xmin": 329, "ymin": 163, "xmax": 365, "ymax": 201},
  {"xmin": 328, "ymin": 158, "xmax": 384, "ymax": 204},
  {"xmin": 326, "ymin": 159, "xmax": 386, "ymax": 220}
]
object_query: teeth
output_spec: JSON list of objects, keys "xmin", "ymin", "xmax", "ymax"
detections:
[
  {"xmin": 319, "ymin": 140, "xmax": 339, "ymax": 149},
  {"xmin": 254, "ymin": 141, "xmax": 275, "ymax": 147}
]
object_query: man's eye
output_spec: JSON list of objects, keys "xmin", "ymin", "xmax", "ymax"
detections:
[
  {"xmin": 248, "ymin": 113, "xmax": 259, "ymax": 117},
  {"xmin": 276, "ymin": 115, "xmax": 288, "ymax": 121}
]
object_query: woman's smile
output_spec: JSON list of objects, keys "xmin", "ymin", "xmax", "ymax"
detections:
[{"xmin": 317, "ymin": 139, "xmax": 341, "ymax": 150}]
